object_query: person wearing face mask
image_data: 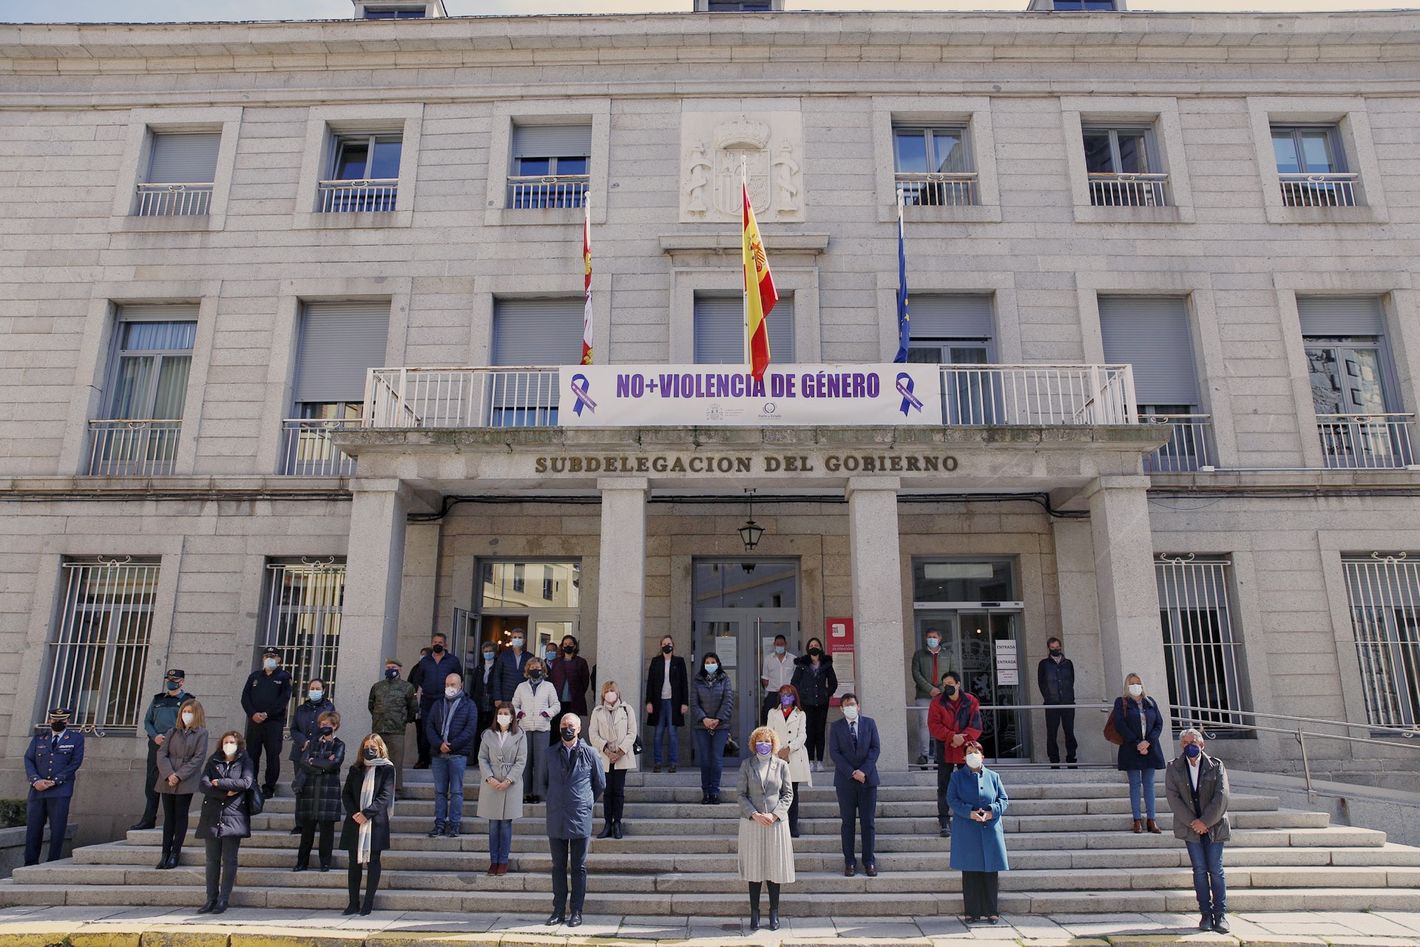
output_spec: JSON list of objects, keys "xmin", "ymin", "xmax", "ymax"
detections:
[
  {"xmin": 368, "ymin": 658, "xmax": 417, "ymax": 798},
  {"xmin": 153, "ymin": 698, "xmax": 208, "ymax": 870},
  {"xmin": 789, "ymin": 637, "xmax": 837, "ymax": 772},
  {"xmin": 470, "ymin": 642, "xmax": 500, "ymax": 737},
  {"xmin": 588, "ymin": 680, "xmax": 638, "ymax": 839},
  {"xmin": 759, "ymin": 634, "xmax": 797, "ymax": 726},
  {"xmin": 1165, "ymin": 728, "xmax": 1232, "ymax": 935},
  {"xmin": 948, "ymin": 740, "xmax": 1010, "ymax": 925},
  {"xmin": 1113, "ymin": 672, "xmax": 1165, "ymax": 833},
  {"xmin": 537, "ymin": 714, "xmax": 605, "ymax": 928},
  {"xmin": 514, "ymin": 657, "xmax": 562, "ymax": 805},
  {"xmin": 289, "ymin": 678, "xmax": 336, "ymax": 807},
  {"xmin": 410, "ymin": 633, "xmax": 463, "ymax": 768},
  {"xmin": 340, "ymin": 734, "xmax": 396, "ymax": 916},
  {"xmin": 491, "ymin": 628, "xmax": 534, "ymax": 706},
  {"xmin": 828, "ymin": 693, "xmax": 880, "ymax": 877},
  {"xmin": 549, "ymin": 635, "xmax": 592, "ymax": 720},
  {"xmin": 1036, "ymin": 636, "xmax": 1078, "ymax": 769},
  {"xmin": 195, "ymin": 730, "xmax": 255, "ymax": 915},
  {"xmin": 23, "ymin": 707, "xmax": 85, "ymax": 867},
  {"xmin": 736, "ymin": 725, "xmax": 795, "ymax": 931},
  {"xmin": 765, "ymin": 685, "xmax": 809, "ymax": 838},
  {"xmin": 690, "ymin": 652, "xmax": 735, "ymax": 805},
  {"xmin": 928, "ymin": 670, "xmax": 982, "ymax": 838},
  {"xmin": 643, "ymin": 635, "xmax": 688, "ymax": 774},
  {"xmin": 424, "ymin": 672, "xmax": 476, "ymax": 838},
  {"xmin": 294, "ymin": 711, "xmax": 345, "ymax": 872},
  {"xmin": 133, "ymin": 668, "xmax": 195, "ymax": 831},
  {"xmin": 240, "ymin": 646, "xmax": 292, "ymax": 798},
  {"xmin": 910, "ymin": 629, "xmax": 947, "ymax": 766},
  {"xmin": 478, "ymin": 701, "xmax": 527, "ymax": 875}
]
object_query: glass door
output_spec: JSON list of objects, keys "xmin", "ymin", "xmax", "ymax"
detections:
[{"xmin": 956, "ymin": 610, "xmax": 1026, "ymax": 761}]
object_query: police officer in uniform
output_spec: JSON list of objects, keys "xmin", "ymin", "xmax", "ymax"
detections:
[
  {"xmin": 241, "ymin": 646, "xmax": 293, "ymax": 797},
  {"xmin": 24, "ymin": 707, "xmax": 86, "ymax": 866},
  {"xmin": 131, "ymin": 668, "xmax": 195, "ymax": 830}
]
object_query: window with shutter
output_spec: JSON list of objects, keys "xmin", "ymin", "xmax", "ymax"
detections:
[
  {"xmin": 1098, "ymin": 296, "xmax": 1200, "ymax": 411},
  {"xmin": 293, "ymin": 301, "xmax": 391, "ymax": 410},
  {"xmin": 135, "ymin": 131, "xmax": 220, "ymax": 216},
  {"xmin": 693, "ymin": 294, "xmax": 795, "ymax": 365},
  {"xmin": 508, "ymin": 123, "xmax": 591, "ymax": 209},
  {"xmin": 490, "ymin": 298, "xmax": 584, "ymax": 426}
]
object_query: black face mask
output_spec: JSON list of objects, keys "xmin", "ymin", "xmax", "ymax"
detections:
[
  {"xmin": 1049, "ymin": 649, "xmax": 1063, "ymax": 658},
  {"xmin": 319, "ymin": 725, "xmax": 334, "ymax": 736},
  {"xmin": 50, "ymin": 721, "xmax": 66, "ymax": 733},
  {"xmin": 529, "ymin": 671, "xmax": 544, "ymax": 682},
  {"xmin": 384, "ymin": 668, "xmax": 399, "ymax": 680},
  {"xmin": 944, "ymin": 684, "xmax": 958, "ymax": 697},
  {"xmin": 364, "ymin": 746, "xmax": 378, "ymax": 760},
  {"xmin": 560, "ymin": 726, "xmax": 577, "ymax": 742},
  {"xmin": 432, "ymin": 644, "xmax": 445, "ymax": 655},
  {"xmin": 562, "ymin": 645, "xmax": 575, "ymax": 655},
  {"xmin": 661, "ymin": 644, "xmax": 673, "ymax": 654},
  {"xmin": 808, "ymin": 648, "xmax": 822, "ymax": 658}
]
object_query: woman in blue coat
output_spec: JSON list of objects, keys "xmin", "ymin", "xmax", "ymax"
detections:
[
  {"xmin": 947, "ymin": 741, "xmax": 1009, "ymax": 924},
  {"xmin": 1114, "ymin": 672, "xmax": 1165, "ymax": 834}
]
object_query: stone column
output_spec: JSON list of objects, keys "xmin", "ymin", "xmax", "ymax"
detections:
[
  {"xmin": 334, "ymin": 480, "xmax": 410, "ymax": 707},
  {"xmin": 846, "ymin": 476, "xmax": 908, "ymax": 773},
  {"xmin": 594, "ymin": 478, "xmax": 648, "ymax": 719}
]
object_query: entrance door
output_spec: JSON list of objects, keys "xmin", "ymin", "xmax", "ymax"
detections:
[{"xmin": 914, "ymin": 607, "xmax": 1027, "ymax": 761}]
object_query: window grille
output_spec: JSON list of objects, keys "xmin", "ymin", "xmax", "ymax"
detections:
[
  {"xmin": 262, "ymin": 558, "xmax": 346, "ymax": 717},
  {"xmin": 1156, "ymin": 555, "xmax": 1249, "ymax": 731},
  {"xmin": 1343, "ymin": 553, "xmax": 1420, "ymax": 729}
]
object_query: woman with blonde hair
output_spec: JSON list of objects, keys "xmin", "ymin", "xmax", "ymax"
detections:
[
  {"xmin": 154, "ymin": 697, "xmax": 208, "ymax": 870},
  {"xmin": 513, "ymin": 656, "xmax": 560, "ymax": 805},
  {"xmin": 477, "ymin": 700, "xmax": 526, "ymax": 875},
  {"xmin": 588, "ymin": 679, "xmax": 639, "ymax": 839},
  {"xmin": 340, "ymin": 733, "xmax": 395, "ymax": 915},
  {"xmin": 196, "ymin": 729, "xmax": 254, "ymax": 915},
  {"xmin": 736, "ymin": 724, "xmax": 795, "ymax": 931},
  {"xmin": 1113, "ymin": 672, "xmax": 1165, "ymax": 833}
]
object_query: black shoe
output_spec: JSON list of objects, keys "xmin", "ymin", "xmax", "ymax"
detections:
[
  {"xmin": 865, "ymin": 864, "xmax": 878, "ymax": 877},
  {"xmin": 1199, "ymin": 914, "xmax": 1212, "ymax": 931},
  {"xmin": 262, "ymin": 787, "xmax": 277, "ymax": 798},
  {"xmin": 292, "ymin": 864, "xmax": 307, "ymax": 873},
  {"xmin": 567, "ymin": 912, "xmax": 583, "ymax": 928},
  {"xmin": 545, "ymin": 912, "xmax": 565, "ymax": 926},
  {"xmin": 342, "ymin": 902, "xmax": 359, "ymax": 916},
  {"xmin": 446, "ymin": 826, "xmax": 460, "ymax": 839},
  {"xmin": 319, "ymin": 862, "xmax": 331, "ymax": 872},
  {"xmin": 613, "ymin": 821, "xmax": 625, "ymax": 840},
  {"xmin": 1051, "ymin": 764, "xmax": 1060, "ymax": 769},
  {"xmin": 749, "ymin": 909, "xmax": 760, "ymax": 930},
  {"xmin": 358, "ymin": 905, "xmax": 373, "ymax": 917},
  {"xmin": 427, "ymin": 826, "xmax": 443, "ymax": 838},
  {"xmin": 597, "ymin": 822, "xmax": 614, "ymax": 839},
  {"xmin": 939, "ymin": 827, "xmax": 951, "ymax": 838},
  {"xmin": 196, "ymin": 899, "xmax": 217, "ymax": 914},
  {"xmin": 156, "ymin": 852, "xmax": 171, "ymax": 870},
  {"xmin": 210, "ymin": 899, "xmax": 228, "ymax": 915},
  {"xmin": 287, "ymin": 826, "xmax": 300, "ymax": 836},
  {"xmin": 709, "ymin": 795, "xmax": 721, "ymax": 805},
  {"xmin": 1212, "ymin": 915, "xmax": 1230, "ymax": 935},
  {"xmin": 701, "ymin": 793, "xmax": 710, "ymax": 805},
  {"xmin": 129, "ymin": 820, "xmax": 156, "ymax": 831},
  {"xmin": 916, "ymin": 754, "xmax": 929, "ymax": 766},
  {"xmin": 768, "ymin": 911, "xmax": 780, "ymax": 931}
]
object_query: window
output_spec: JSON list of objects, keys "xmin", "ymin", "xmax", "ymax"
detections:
[
  {"xmin": 1343, "ymin": 553, "xmax": 1420, "ymax": 729},
  {"xmin": 45, "ymin": 557, "xmax": 159, "ymax": 729},
  {"xmin": 284, "ymin": 300, "xmax": 389, "ymax": 475},
  {"xmin": 262, "ymin": 559, "xmax": 345, "ymax": 721},
  {"xmin": 542, "ymin": 565, "xmax": 555, "ymax": 601},
  {"xmin": 320, "ymin": 133, "xmax": 402, "ymax": 213},
  {"xmin": 363, "ymin": 6, "xmax": 427, "ymax": 17},
  {"xmin": 692, "ymin": 294, "xmax": 795, "ymax": 365},
  {"xmin": 1052, "ymin": 0, "xmax": 1119, "ymax": 9},
  {"xmin": 89, "ymin": 306, "xmax": 197, "ymax": 476},
  {"xmin": 1271, "ymin": 125, "xmax": 1356, "ymax": 207},
  {"xmin": 508, "ymin": 124, "xmax": 591, "ymax": 209},
  {"xmin": 706, "ymin": 0, "xmax": 775, "ymax": 12},
  {"xmin": 489, "ymin": 298, "xmax": 583, "ymax": 426},
  {"xmin": 1156, "ymin": 555, "xmax": 1249, "ymax": 732},
  {"xmin": 136, "ymin": 131, "xmax": 219, "ymax": 216},
  {"xmin": 1082, "ymin": 126, "xmax": 1166, "ymax": 206},
  {"xmin": 893, "ymin": 125, "xmax": 975, "ymax": 206},
  {"xmin": 513, "ymin": 563, "xmax": 526, "ymax": 594},
  {"xmin": 903, "ymin": 294, "xmax": 996, "ymax": 424}
]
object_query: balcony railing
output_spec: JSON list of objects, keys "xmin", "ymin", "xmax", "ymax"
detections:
[
  {"xmin": 894, "ymin": 172, "xmax": 979, "ymax": 207},
  {"xmin": 364, "ymin": 364, "xmax": 1138, "ymax": 430},
  {"xmin": 507, "ymin": 175, "xmax": 590, "ymax": 210},
  {"xmin": 1317, "ymin": 413, "xmax": 1416, "ymax": 469},
  {"xmin": 280, "ymin": 419, "xmax": 358, "ymax": 477},
  {"xmin": 1143, "ymin": 414, "xmax": 1214, "ymax": 473},
  {"xmin": 86, "ymin": 420, "xmax": 182, "ymax": 476},
  {"xmin": 1279, "ymin": 173, "xmax": 1358, "ymax": 208},
  {"xmin": 1087, "ymin": 172, "xmax": 1169, "ymax": 207},
  {"xmin": 134, "ymin": 183, "xmax": 213, "ymax": 217},
  {"xmin": 317, "ymin": 179, "xmax": 398, "ymax": 214}
]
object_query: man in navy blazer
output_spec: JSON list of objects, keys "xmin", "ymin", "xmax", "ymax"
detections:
[
  {"xmin": 424, "ymin": 673, "xmax": 477, "ymax": 838},
  {"xmin": 828, "ymin": 692, "xmax": 880, "ymax": 876}
]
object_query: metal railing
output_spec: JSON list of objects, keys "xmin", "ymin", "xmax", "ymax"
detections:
[
  {"xmin": 366, "ymin": 367, "xmax": 560, "ymax": 429},
  {"xmin": 1316, "ymin": 413, "xmax": 1416, "ymax": 469},
  {"xmin": 1088, "ymin": 172, "xmax": 1169, "ymax": 207},
  {"xmin": 134, "ymin": 183, "xmax": 213, "ymax": 217},
  {"xmin": 1279, "ymin": 172, "xmax": 1359, "ymax": 208},
  {"xmin": 507, "ymin": 175, "xmax": 590, "ymax": 210},
  {"xmin": 905, "ymin": 701, "xmax": 1115, "ymax": 767},
  {"xmin": 317, "ymin": 178, "xmax": 398, "ymax": 213},
  {"xmin": 86, "ymin": 419, "xmax": 182, "ymax": 476},
  {"xmin": 939, "ymin": 363, "xmax": 1137, "ymax": 426},
  {"xmin": 279, "ymin": 419, "xmax": 358, "ymax": 477},
  {"xmin": 894, "ymin": 172, "xmax": 979, "ymax": 207},
  {"xmin": 1144, "ymin": 414, "xmax": 1215, "ymax": 472}
]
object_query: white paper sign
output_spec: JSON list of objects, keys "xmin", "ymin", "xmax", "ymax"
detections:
[{"xmin": 994, "ymin": 639, "xmax": 1019, "ymax": 686}]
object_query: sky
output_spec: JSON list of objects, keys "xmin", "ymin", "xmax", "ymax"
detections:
[{"xmin": 0, "ymin": 0, "xmax": 1414, "ymax": 22}]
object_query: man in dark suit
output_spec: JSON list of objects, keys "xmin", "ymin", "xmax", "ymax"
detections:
[
  {"xmin": 24, "ymin": 707, "xmax": 85, "ymax": 866},
  {"xmin": 827, "ymin": 692, "xmax": 880, "ymax": 877},
  {"xmin": 1036, "ymin": 636, "xmax": 1078, "ymax": 768}
]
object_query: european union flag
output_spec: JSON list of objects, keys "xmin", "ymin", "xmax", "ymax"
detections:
[{"xmin": 893, "ymin": 199, "xmax": 910, "ymax": 363}]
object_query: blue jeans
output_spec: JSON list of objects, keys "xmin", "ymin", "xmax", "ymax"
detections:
[
  {"xmin": 693, "ymin": 727, "xmax": 729, "ymax": 797},
  {"xmin": 488, "ymin": 819, "xmax": 513, "ymax": 864},
  {"xmin": 1127, "ymin": 768, "xmax": 1157, "ymax": 820},
  {"xmin": 654, "ymin": 699, "xmax": 680, "ymax": 765},
  {"xmin": 1186, "ymin": 836, "xmax": 1227, "ymax": 918},
  {"xmin": 430, "ymin": 754, "xmax": 467, "ymax": 829}
]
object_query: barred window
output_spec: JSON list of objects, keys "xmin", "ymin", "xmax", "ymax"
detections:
[
  {"xmin": 1156, "ymin": 555, "xmax": 1250, "ymax": 732},
  {"xmin": 262, "ymin": 559, "xmax": 346, "ymax": 717},
  {"xmin": 46, "ymin": 558, "xmax": 160, "ymax": 730},
  {"xmin": 1343, "ymin": 553, "xmax": 1420, "ymax": 729}
]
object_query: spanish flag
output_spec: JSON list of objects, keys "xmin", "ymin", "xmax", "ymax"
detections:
[
  {"xmin": 580, "ymin": 197, "xmax": 593, "ymax": 365},
  {"xmin": 742, "ymin": 182, "xmax": 778, "ymax": 381}
]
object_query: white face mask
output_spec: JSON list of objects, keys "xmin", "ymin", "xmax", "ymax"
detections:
[
  {"xmin": 604, "ymin": 691, "xmax": 618, "ymax": 704},
  {"xmin": 181, "ymin": 712, "xmax": 194, "ymax": 727},
  {"xmin": 444, "ymin": 686, "xmax": 460, "ymax": 699},
  {"xmin": 222, "ymin": 742, "xmax": 238, "ymax": 757},
  {"xmin": 965, "ymin": 752, "xmax": 985, "ymax": 770},
  {"xmin": 1128, "ymin": 683, "xmax": 1144, "ymax": 697},
  {"xmin": 842, "ymin": 706, "xmax": 859, "ymax": 722},
  {"xmin": 496, "ymin": 715, "xmax": 512, "ymax": 728}
]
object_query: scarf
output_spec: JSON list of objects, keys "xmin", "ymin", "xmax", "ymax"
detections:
[{"xmin": 357, "ymin": 758, "xmax": 393, "ymax": 865}]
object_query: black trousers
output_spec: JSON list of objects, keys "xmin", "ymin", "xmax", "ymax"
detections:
[
  {"xmin": 23, "ymin": 793, "xmax": 69, "ymax": 866},
  {"xmin": 204, "ymin": 836, "xmax": 241, "ymax": 902},
  {"xmin": 160, "ymin": 793, "xmax": 193, "ymax": 855},
  {"xmin": 415, "ymin": 702, "xmax": 434, "ymax": 765},
  {"xmin": 836, "ymin": 781, "xmax": 877, "ymax": 868},
  {"xmin": 962, "ymin": 870, "xmax": 1000, "ymax": 917},
  {"xmin": 604, "ymin": 768, "xmax": 627, "ymax": 823},
  {"xmin": 788, "ymin": 781, "xmax": 800, "ymax": 836},
  {"xmin": 937, "ymin": 761, "xmax": 964, "ymax": 829},
  {"xmin": 803, "ymin": 704, "xmax": 829, "ymax": 762},
  {"xmin": 1044, "ymin": 708, "xmax": 1078, "ymax": 764},
  {"xmin": 297, "ymin": 820, "xmax": 335, "ymax": 867},
  {"xmin": 140, "ymin": 741, "xmax": 161, "ymax": 823},
  {"xmin": 760, "ymin": 693, "xmax": 778, "ymax": 726},
  {"xmin": 549, "ymin": 836, "xmax": 589, "ymax": 914},
  {"xmin": 347, "ymin": 849, "xmax": 383, "ymax": 911},
  {"xmin": 245, "ymin": 717, "xmax": 284, "ymax": 794}
]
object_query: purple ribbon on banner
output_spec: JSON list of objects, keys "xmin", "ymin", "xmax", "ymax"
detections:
[
  {"xmin": 896, "ymin": 372, "xmax": 923, "ymax": 417},
  {"xmin": 569, "ymin": 373, "xmax": 597, "ymax": 416}
]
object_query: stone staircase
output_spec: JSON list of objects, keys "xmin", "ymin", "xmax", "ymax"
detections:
[{"xmin": 4, "ymin": 769, "xmax": 1419, "ymax": 917}]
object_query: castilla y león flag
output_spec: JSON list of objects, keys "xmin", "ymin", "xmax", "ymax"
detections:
[{"xmin": 741, "ymin": 182, "xmax": 778, "ymax": 381}]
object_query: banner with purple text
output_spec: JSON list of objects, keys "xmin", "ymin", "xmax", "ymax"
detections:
[{"xmin": 559, "ymin": 363, "xmax": 944, "ymax": 427}]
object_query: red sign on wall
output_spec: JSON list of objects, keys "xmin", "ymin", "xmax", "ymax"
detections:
[{"xmin": 826, "ymin": 617, "xmax": 854, "ymax": 707}]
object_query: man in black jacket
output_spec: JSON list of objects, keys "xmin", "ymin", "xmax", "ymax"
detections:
[
  {"xmin": 1036, "ymin": 636, "xmax": 1077, "ymax": 768},
  {"xmin": 241, "ymin": 647, "xmax": 292, "ymax": 797},
  {"xmin": 409, "ymin": 633, "xmax": 462, "ymax": 767}
]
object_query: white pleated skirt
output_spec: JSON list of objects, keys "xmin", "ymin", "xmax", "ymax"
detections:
[{"xmin": 736, "ymin": 817, "xmax": 796, "ymax": 884}]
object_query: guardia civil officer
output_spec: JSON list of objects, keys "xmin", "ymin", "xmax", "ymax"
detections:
[
  {"xmin": 131, "ymin": 668, "xmax": 195, "ymax": 831},
  {"xmin": 241, "ymin": 646, "xmax": 292, "ymax": 797},
  {"xmin": 24, "ymin": 707, "xmax": 85, "ymax": 866},
  {"xmin": 368, "ymin": 657, "xmax": 417, "ymax": 797}
]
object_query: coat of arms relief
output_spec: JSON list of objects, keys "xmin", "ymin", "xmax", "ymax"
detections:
[{"xmin": 680, "ymin": 110, "xmax": 804, "ymax": 223}]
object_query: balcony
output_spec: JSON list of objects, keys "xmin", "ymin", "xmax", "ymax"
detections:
[
  {"xmin": 1088, "ymin": 172, "xmax": 1168, "ymax": 207},
  {"xmin": 317, "ymin": 179, "xmax": 398, "ymax": 214},
  {"xmin": 280, "ymin": 419, "xmax": 358, "ymax": 477},
  {"xmin": 894, "ymin": 172, "xmax": 978, "ymax": 207},
  {"xmin": 134, "ymin": 183, "xmax": 212, "ymax": 217},
  {"xmin": 1143, "ymin": 414, "xmax": 1215, "ymax": 473},
  {"xmin": 1317, "ymin": 413, "xmax": 1416, "ymax": 470},
  {"xmin": 86, "ymin": 419, "xmax": 181, "ymax": 476},
  {"xmin": 1279, "ymin": 173, "xmax": 1358, "ymax": 208},
  {"xmin": 507, "ymin": 175, "xmax": 590, "ymax": 210}
]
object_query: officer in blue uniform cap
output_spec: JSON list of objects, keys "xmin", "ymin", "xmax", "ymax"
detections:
[{"xmin": 24, "ymin": 707, "xmax": 86, "ymax": 865}]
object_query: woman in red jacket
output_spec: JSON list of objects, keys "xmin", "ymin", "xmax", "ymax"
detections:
[{"xmin": 927, "ymin": 671, "xmax": 981, "ymax": 838}]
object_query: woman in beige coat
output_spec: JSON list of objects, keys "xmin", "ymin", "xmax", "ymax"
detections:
[
  {"xmin": 766, "ymin": 684, "xmax": 810, "ymax": 838},
  {"xmin": 477, "ymin": 701, "xmax": 527, "ymax": 875},
  {"xmin": 154, "ymin": 697, "xmax": 209, "ymax": 870},
  {"xmin": 588, "ymin": 679, "xmax": 638, "ymax": 839},
  {"xmin": 737, "ymin": 724, "xmax": 795, "ymax": 932}
]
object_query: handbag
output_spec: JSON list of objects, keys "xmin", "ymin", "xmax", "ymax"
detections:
[
  {"xmin": 1103, "ymin": 706, "xmax": 1124, "ymax": 746},
  {"xmin": 633, "ymin": 735, "xmax": 644, "ymax": 755},
  {"xmin": 246, "ymin": 783, "xmax": 265, "ymax": 815}
]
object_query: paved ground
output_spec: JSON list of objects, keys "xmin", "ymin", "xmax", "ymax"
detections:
[{"xmin": 2, "ymin": 906, "xmax": 1420, "ymax": 945}]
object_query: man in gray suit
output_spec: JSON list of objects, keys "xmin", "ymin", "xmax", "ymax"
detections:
[{"xmin": 1164, "ymin": 728, "xmax": 1231, "ymax": 935}]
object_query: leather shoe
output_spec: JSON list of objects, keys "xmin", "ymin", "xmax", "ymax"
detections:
[
  {"xmin": 844, "ymin": 863, "xmax": 856, "ymax": 877},
  {"xmin": 342, "ymin": 902, "xmax": 359, "ymax": 916},
  {"xmin": 155, "ymin": 853, "xmax": 171, "ymax": 870},
  {"xmin": 1212, "ymin": 915, "xmax": 1230, "ymax": 934},
  {"xmin": 545, "ymin": 912, "xmax": 565, "ymax": 926},
  {"xmin": 1131, "ymin": 819, "xmax": 1144, "ymax": 834},
  {"xmin": 196, "ymin": 899, "xmax": 217, "ymax": 915},
  {"xmin": 865, "ymin": 864, "xmax": 878, "ymax": 877},
  {"xmin": 427, "ymin": 826, "xmax": 443, "ymax": 838},
  {"xmin": 597, "ymin": 822, "xmax": 614, "ymax": 839},
  {"xmin": 1146, "ymin": 819, "xmax": 1162, "ymax": 834},
  {"xmin": 613, "ymin": 821, "xmax": 625, "ymax": 839},
  {"xmin": 749, "ymin": 908, "xmax": 760, "ymax": 930},
  {"xmin": 939, "ymin": 827, "xmax": 951, "ymax": 838},
  {"xmin": 445, "ymin": 826, "xmax": 460, "ymax": 839},
  {"xmin": 129, "ymin": 820, "xmax": 155, "ymax": 831},
  {"xmin": 210, "ymin": 899, "xmax": 228, "ymax": 915},
  {"xmin": 567, "ymin": 912, "xmax": 583, "ymax": 928},
  {"xmin": 1198, "ymin": 914, "xmax": 1213, "ymax": 931},
  {"xmin": 768, "ymin": 910, "xmax": 780, "ymax": 931}
]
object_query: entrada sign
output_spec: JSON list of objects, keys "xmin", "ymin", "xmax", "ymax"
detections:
[{"xmin": 533, "ymin": 452, "xmax": 960, "ymax": 475}]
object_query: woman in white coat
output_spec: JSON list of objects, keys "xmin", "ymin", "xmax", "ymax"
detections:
[
  {"xmin": 588, "ymin": 680, "xmax": 639, "ymax": 839},
  {"xmin": 477, "ymin": 701, "xmax": 527, "ymax": 876},
  {"xmin": 766, "ymin": 684, "xmax": 810, "ymax": 838},
  {"xmin": 512, "ymin": 657, "xmax": 560, "ymax": 805}
]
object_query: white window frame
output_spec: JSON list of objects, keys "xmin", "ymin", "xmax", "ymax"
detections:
[
  {"xmin": 294, "ymin": 104, "xmax": 423, "ymax": 229},
  {"xmin": 872, "ymin": 97, "xmax": 1001, "ymax": 224},
  {"xmin": 110, "ymin": 108, "xmax": 242, "ymax": 233},
  {"xmin": 1246, "ymin": 97, "xmax": 1388, "ymax": 224},
  {"xmin": 485, "ymin": 99, "xmax": 610, "ymax": 228}
]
